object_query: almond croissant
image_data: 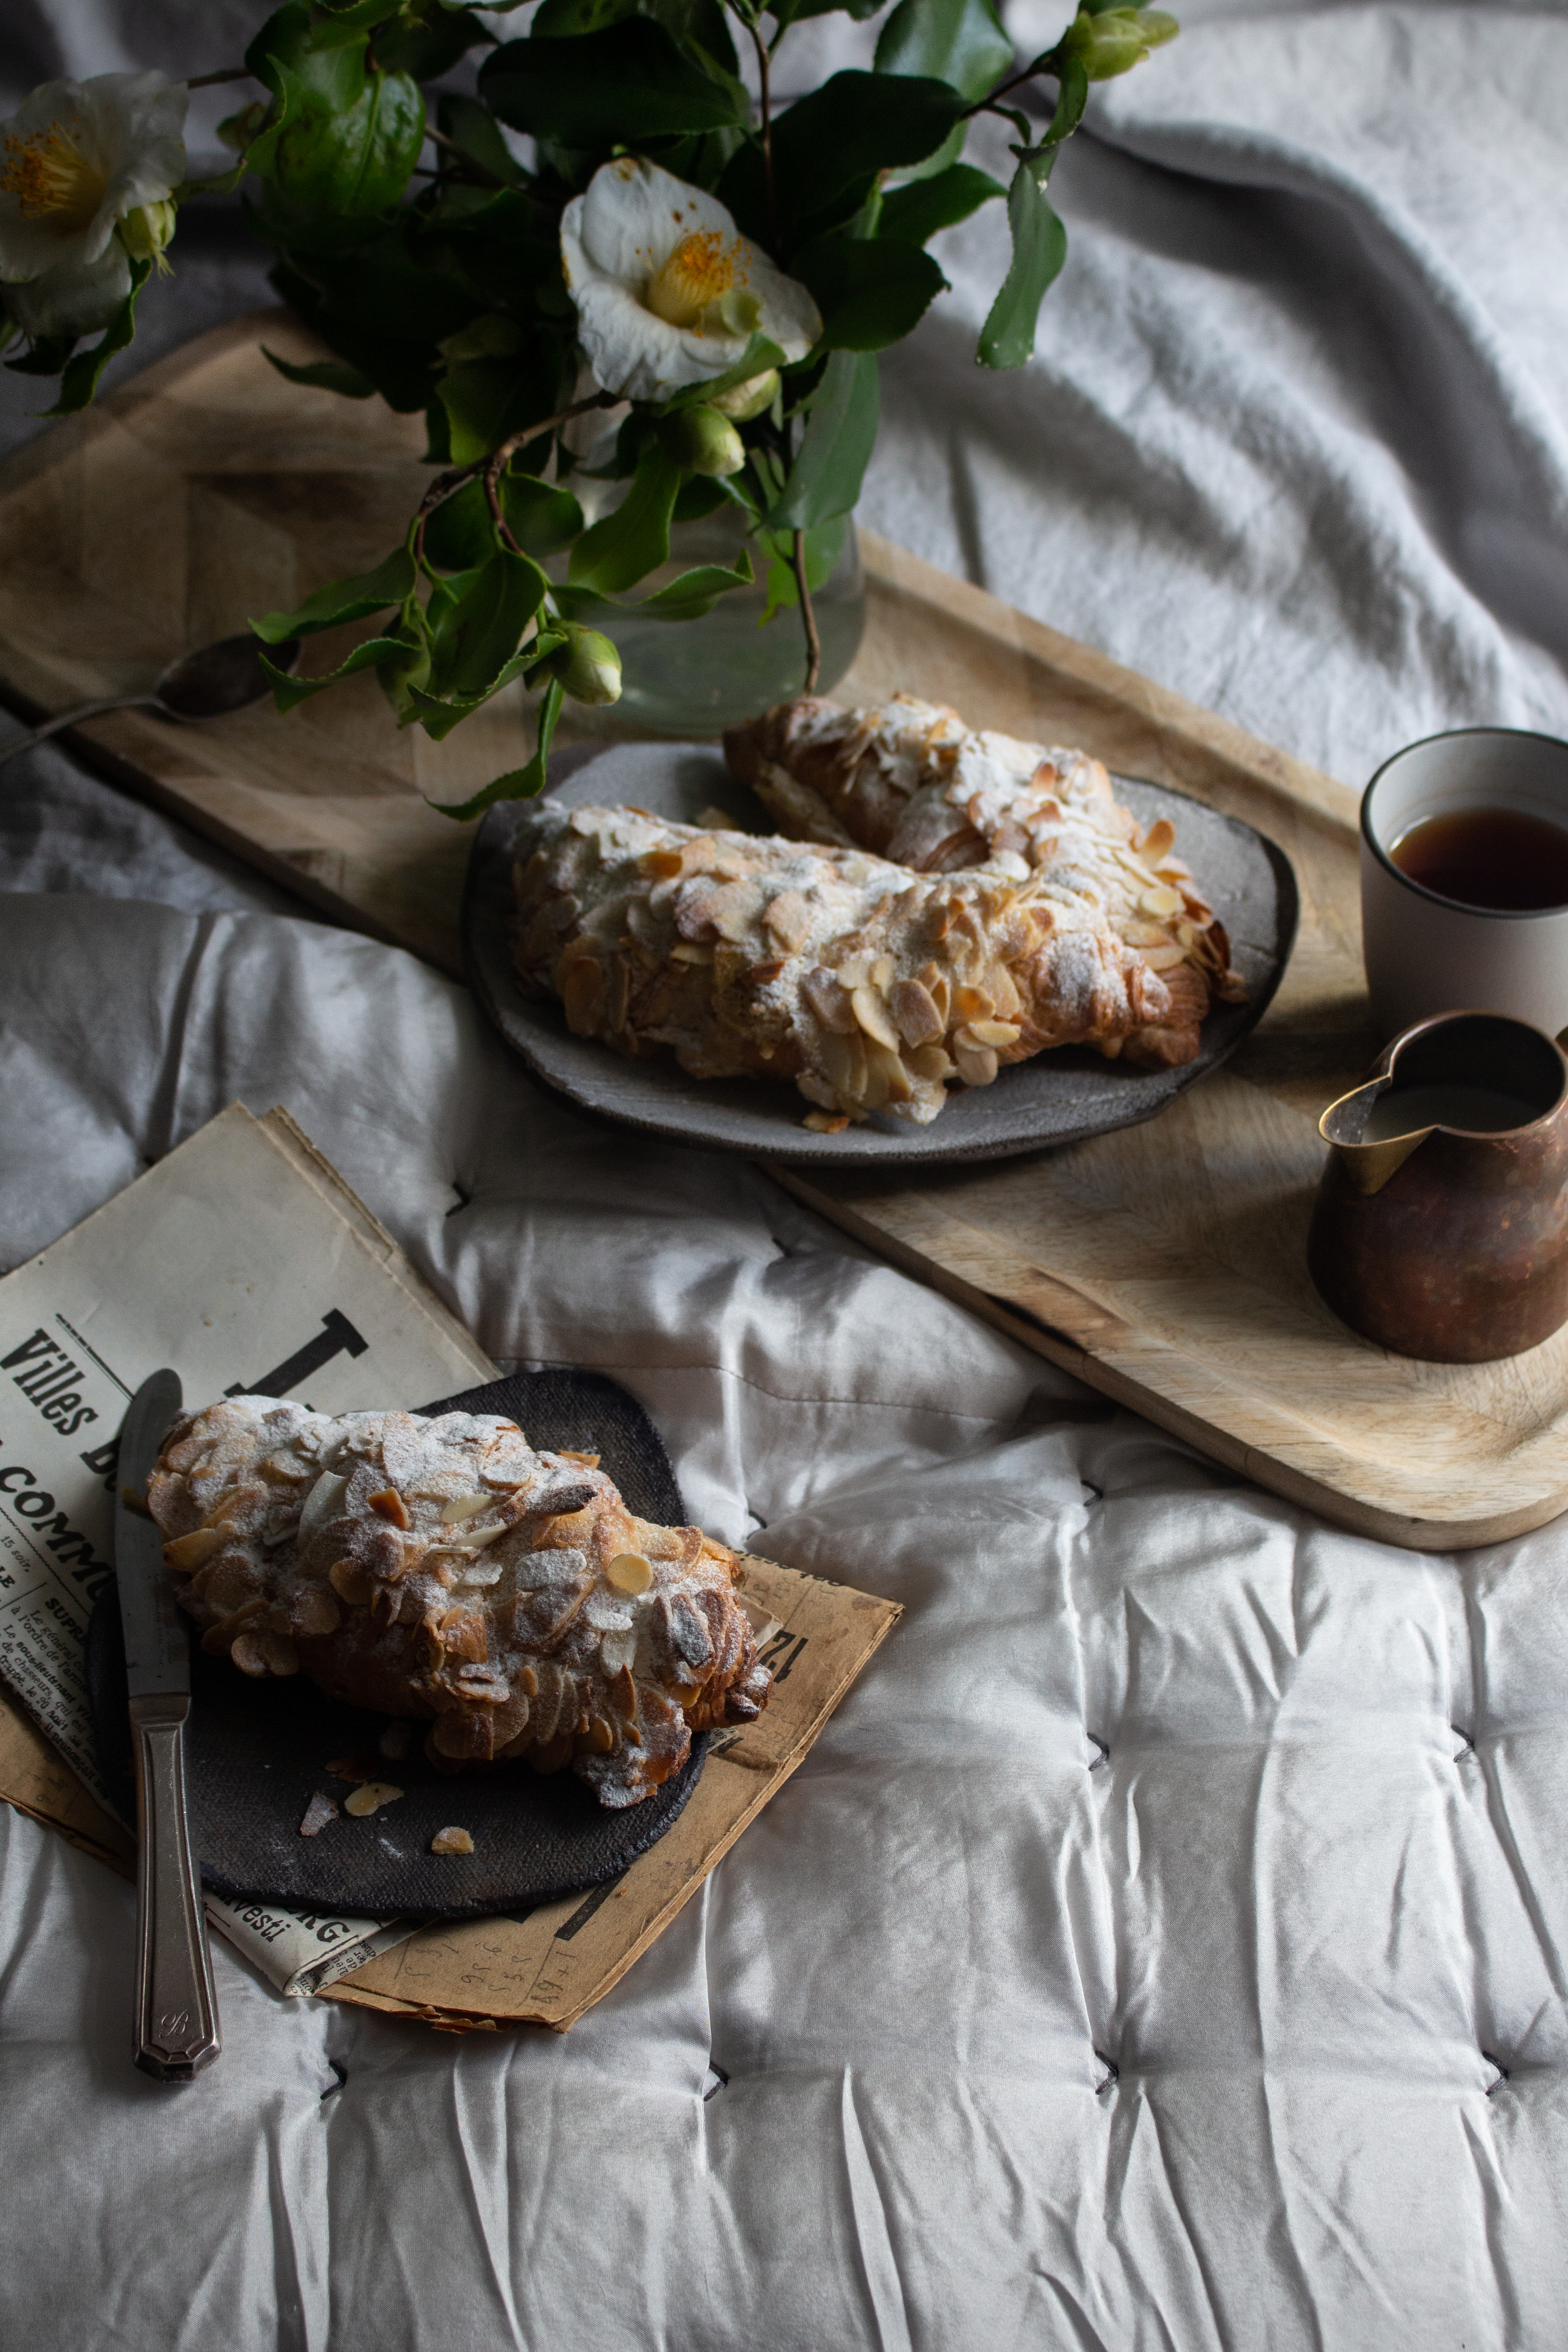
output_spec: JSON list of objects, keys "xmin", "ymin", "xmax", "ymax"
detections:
[
  {"xmin": 511, "ymin": 798, "xmax": 1204, "ymax": 1132},
  {"xmin": 725, "ymin": 691, "xmax": 1246, "ymax": 1059},
  {"xmin": 147, "ymin": 1398, "xmax": 770, "ymax": 1808}
]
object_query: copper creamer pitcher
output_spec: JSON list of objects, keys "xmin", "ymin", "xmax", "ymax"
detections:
[{"xmin": 1308, "ymin": 1011, "xmax": 1568, "ymax": 1362}]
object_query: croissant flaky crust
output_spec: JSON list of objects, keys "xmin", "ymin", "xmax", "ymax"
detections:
[
  {"xmin": 726, "ymin": 693, "xmax": 1247, "ymax": 1014},
  {"xmin": 511, "ymin": 784, "xmax": 1215, "ymax": 1131},
  {"xmin": 147, "ymin": 1398, "xmax": 770, "ymax": 1809}
]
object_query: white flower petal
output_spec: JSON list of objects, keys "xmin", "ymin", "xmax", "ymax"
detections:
[
  {"xmin": 561, "ymin": 156, "xmax": 822, "ymax": 403},
  {"xmin": 574, "ymin": 155, "xmax": 737, "ymax": 287},
  {"xmin": 5, "ymin": 240, "xmax": 130, "ymax": 338},
  {"xmin": 0, "ymin": 72, "xmax": 186, "ymax": 285}
]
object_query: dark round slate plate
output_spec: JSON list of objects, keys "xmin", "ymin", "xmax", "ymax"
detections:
[
  {"xmin": 86, "ymin": 1370, "xmax": 707, "ymax": 1921},
  {"xmin": 464, "ymin": 740, "xmax": 1299, "ymax": 1166}
]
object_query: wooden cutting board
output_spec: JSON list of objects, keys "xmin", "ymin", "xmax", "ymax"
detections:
[{"xmin": 0, "ymin": 308, "xmax": 1555, "ymax": 1553}]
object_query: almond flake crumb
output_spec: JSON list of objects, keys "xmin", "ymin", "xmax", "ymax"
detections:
[
  {"xmin": 343, "ymin": 1781, "xmax": 403, "ymax": 1817},
  {"xmin": 431, "ymin": 1826, "xmax": 475, "ymax": 1857},
  {"xmin": 299, "ymin": 1792, "xmax": 338, "ymax": 1838}
]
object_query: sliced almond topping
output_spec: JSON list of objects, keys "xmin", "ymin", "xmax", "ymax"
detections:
[
  {"xmin": 802, "ymin": 967, "xmax": 858, "ymax": 1034},
  {"xmin": 561, "ymin": 956, "xmax": 607, "ymax": 1034},
  {"xmin": 802, "ymin": 1111, "xmax": 851, "ymax": 1134},
  {"xmin": 230, "ymin": 1632, "xmax": 271, "ymax": 1678},
  {"xmin": 328, "ymin": 1558, "xmax": 373, "ymax": 1606},
  {"xmin": 1139, "ymin": 818, "xmax": 1176, "ymax": 863},
  {"xmin": 343, "ymin": 1782, "xmax": 403, "ymax": 1818},
  {"xmin": 865, "ymin": 1039, "xmax": 913, "ymax": 1102},
  {"xmin": 986, "ymin": 965, "xmax": 1022, "ymax": 1019},
  {"xmin": 954, "ymin": 982, "xmax": 996, "ymax": 1023},
  {"xmin": 640, "ymin": 847, "xmax": 685, "ymax": 879},
  {"xmin": 850, "ymin": 984, "xmax": 901, "ymax": 1053},
  {"xmin": 1139, "ymin": 883, "xmax": 1185, "ymax": 918},
  {"xmin": 952, "ymin": 1039, "xmax": 1000, "ymax": 1088},
  {"xmin": 431, "ymin": 1826, "xmax": 474, "ymax": 1856},
  {"xmin": 368, "ymin": 1488, "xmax": 410, "ymax": 1529},
  {"xmin": 967, "ymin": 1019, "xmax": 1021, "ymax": 1049},
  {"xmin": 870, "ymin": 953, "xmax": 894, "ymax": 991},
  {"xmin": 764, "ymin": 890, "xmax": 811, "ymax": 953},
  {"xmin": 259, "ymin": 1632, "xmax": 299, "ymax": 1676},
  {"xmin": 607, "ymin": 1552, "xmax": 653, "ymax": 1594},
  {"xmin": 163, "ymin": 1526, "xmax": 224, "ymax": 1574},
  {"xmin": 908, "ymin": 1044, "xmax": 956, "ymax": 1083},
  {"xmin": 890, "ymin": 978, "xmax": 943, "ymax": 1047},
  {"xmin": 440, "ymin": 1491, "xmax": 492, "ymax": 1524},
  {"xmin": 1141, "ymin": 943, "xmax": 1188, "ymax": 972},
  {"xmin": 588, "ymin": 1716, "xmax": 616, "ymax": 1753},
  {"xmin": 670, "ymin": 941, "xmax": 714, "ymax": 965}
]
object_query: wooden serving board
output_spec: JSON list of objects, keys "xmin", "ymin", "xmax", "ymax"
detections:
[{"xmin": 0, "ymin": 309, "xmax": 1558, "ymax": 1553}]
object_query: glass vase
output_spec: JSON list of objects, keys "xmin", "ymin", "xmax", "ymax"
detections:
[{"xmin": 607, "ymin": 505, "xmax": 865, "ymax": 737}]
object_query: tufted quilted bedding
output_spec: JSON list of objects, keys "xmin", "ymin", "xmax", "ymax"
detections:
[{"xmin": 5, "ymin": 3, "xmax": 1568, "ymax": 2345}]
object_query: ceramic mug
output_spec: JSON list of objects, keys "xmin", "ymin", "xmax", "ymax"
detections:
[{"xmin": 1361, "ymin": 726, "xmax": 1568, "ymax": 1040}]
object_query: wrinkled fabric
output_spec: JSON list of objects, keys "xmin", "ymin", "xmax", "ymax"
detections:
[
  {"xmin": 4, "ymin": 2, "xmax": 1568, "ymax": 2347},
  {"xmin": 4, "ymin": 898, "xmax": 1568, "ymax": 2351}
]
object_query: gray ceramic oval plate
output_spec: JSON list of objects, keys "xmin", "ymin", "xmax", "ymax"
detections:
[{"xmin": 464, "ymin": 740, "xmax": 1299, "ymax": 1166}]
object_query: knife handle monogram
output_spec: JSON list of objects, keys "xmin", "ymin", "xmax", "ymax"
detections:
[{"xmin": 130, "ymin": 1693, "xmax": 220, "ymax": 2082}]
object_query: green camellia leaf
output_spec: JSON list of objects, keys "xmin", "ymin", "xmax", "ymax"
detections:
[
  {"xmin": 873, "ymin": 0, "xmax": 1012, "ymax": 103},
  {"xmin": 250, "ymin": 546, "xmax": 416, "ymax": 642},
  {"xmin": 45, "ymin": 257, "xmax": 151, "ymax": 416},
  {"xmin": 797, "ymin": 234, "xmax": 947, "ymax": 350},
  {"xmin": 502, "ymin": 473, "xmax": 585, "ymax": 558},
  {"xmin": 877, "ymin": 160, "xmax": 1005, "ymax": 246},
  {"xmin": 436, "ymin": 92, "xmax": 524, "ymax": 186},
  {"xmin": 766, "ymin": 348, "xmax": 879, "ymax": 532},
  {"xmin": 568, "ymin": 442, "xmax": 681, "ymax": 595},
  {"xmin": 480, "ymin": 21, "xmax": 745, "ymax": 144},
  {"xmin": 246, "ymin": 5, "xmax": 360, "ymax": 109},
  {"xmin": 758, "ymin": 512, "xmax": 847, "ymax": 625},
  {"xmin": 264, "ymin": 67, "xmax": 426, "ymax": 226},
  {"xmin": 423, "ymin": 472, "xmax": 587, "ymax": 568},
  {"xmin": 769, "ymin": 0, "xmax": 888, "ymax": 28},
  {"xmin": 426, "ymin": 549, "xmax": 549, "ymax": 702},
  {"xmin": 373, "ymin": 0, "xmax": 488, "ymax": 79},
  {"xmin": 631, "ymin": 548, "xmax": 754, "ymax": 617},
  {"xmin": 659, "ymin": 332, "xmax": 785, "ymax": 413},
  {"xmin": 437, "ymin": 357, "xmax": 530, "ymax": 463},
  {"xmin": 428, "ymin": 676, "xmax": 565, "ymax": 819},
  {"xmin": 260, "ymin": 631, "xmax": 412, "ymax": 715},
  {"xmin": 262, "ymin": 346, "xmax": 376, "ymax": 398},
  {"xmin": 313, "ymin": 0, "xmax": 410, "ymax": 29},
  {"xmin": 976, "ymin": 152, "xmax": 1068, "ymax": 369},
  {"xmin": 772, "ymin": 70, "xmax": 965, "ymax": 223}
]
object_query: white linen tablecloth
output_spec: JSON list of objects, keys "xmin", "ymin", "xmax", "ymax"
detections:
[{"xmin": 4, "ymin": 6, "xmax": 1568, "ymax": 2346}]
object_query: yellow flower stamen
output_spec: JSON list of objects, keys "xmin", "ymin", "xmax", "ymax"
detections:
[
  {"xmin": 0, "ymin": 122, "xmax": 105, "ymax": 232},
  {"xmin": 644, "ymin": 230, "xmax": 748, "ymax": 333}
]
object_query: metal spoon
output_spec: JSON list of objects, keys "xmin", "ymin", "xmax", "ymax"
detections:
[{"xmin": 0, "ymin": 632, "xmax": 302, "ymax": 769}]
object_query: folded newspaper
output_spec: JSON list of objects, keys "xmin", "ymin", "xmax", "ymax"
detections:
[{"xmin": 0, "ymin": 1103, "xmax": 899, "ymax": 2023}]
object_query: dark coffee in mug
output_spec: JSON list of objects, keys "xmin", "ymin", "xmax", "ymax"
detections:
[{"xmin": 1390, "ymin": 807, "xmax": 1568, "ymax": 911}]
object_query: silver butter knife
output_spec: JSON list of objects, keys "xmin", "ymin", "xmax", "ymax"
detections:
[{"xmin": 115, "ymin": 1369, "xmax": 221, "ymax": 2082}]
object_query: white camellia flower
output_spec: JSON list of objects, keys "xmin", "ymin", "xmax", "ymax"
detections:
[
  {"xmin": 0, "ymin": 72, "xmax": 186, "ymax": 339},
  {"xmin": 561, "ymin": 157, "xmax": 822, "ymax": 405}
]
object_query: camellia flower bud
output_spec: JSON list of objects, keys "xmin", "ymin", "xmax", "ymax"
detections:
[
  {"xmin": 118, "ymin": 197, "xmax": 176, "ymax": 265},
  {"xmin": 659, "ymin": 403, "xmax": 746, "ymax": 478},
  {"xmin": 1060, "ymin": 6, "xmax": 1178, "ymax": 80},
  {"xmin": 708, "ymin": 368, "xmax": 779, "ymax": 423},
  {"xmin": 554, "ymin": 624, "xmax": 622, "ymax": 707}
]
